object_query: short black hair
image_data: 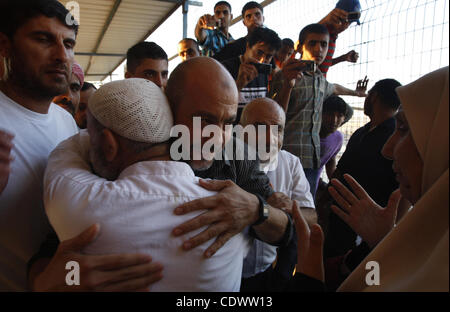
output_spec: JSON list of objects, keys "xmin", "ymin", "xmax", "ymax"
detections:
[
  {"xmin": 215, "ymin": 1, "xmax": 232, "ymax": 12},
  {"xmin": 323, "ymin": 95, "xmax": 353, "ymax": 124},
  {"xmin": 371, "ymin": 79, "xmax": 402, "ymax": 110},
  {"xmin": 0, "ymin": 0, "xmax": 78, "ymax": 38},
  {"xmin": 126, "ymin": 42, "xmax": 168, "ymax": 73},
  {"xmin": 247, "ymin": 27, "xmax": 281, "ymax": 51},
  {"xmin": 281, "ymin": 38, "xmax": 294, "ymax": 49},
  {"xmin": 298, "ymin": 23, "xmax": 329, "ymax": 47},
  {"xmin": 179, "ymin": 38, "xmax": 201, "ymax": 53},
  {"xmin": 81, "ymin": 81, "xmax": 97, "ymax": 92},
  {"xmin": 242, "ymin": 1, "xmax": 263, "ymax": 18}
]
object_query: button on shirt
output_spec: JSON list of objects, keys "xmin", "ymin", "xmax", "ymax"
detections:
[
  {"xmin": 270, "ymin": 69, "xmax": 335, "ymax": 169},
  {"xmin": 201, "ymin": 29, "xmax": 234, "ymax": 57},
  {"xmin": 242, "ymin": 150, "xmax": 315, "ymax": 278},
  {"xmin": 44, "ymin": 131, "xmax": 251, "ymax": 292}
]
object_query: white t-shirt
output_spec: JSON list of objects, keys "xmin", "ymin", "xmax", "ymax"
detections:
[
  {"xmin": 243, "ymin": 150, "xmax": 314, "ymax": 278},
  {"xmin": 44, "ymin": 131, "xmax": 251, "ymax": 292},
  {"xmin": 0, "ymin": 91, "xmax": 78, "ymax": 291}
]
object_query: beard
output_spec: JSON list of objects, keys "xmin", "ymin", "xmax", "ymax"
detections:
[{"xmin": 8, "ymin": 48, "xmax": 69, "ymax": 100}]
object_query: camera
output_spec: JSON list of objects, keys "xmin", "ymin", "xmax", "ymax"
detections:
[
  {"xmin": 252, "ymin": 63, "xmax": 272, "ymax": 75},
  {"xmin": 347, "ymin": 11, "xmax": 361, "ymax": 23},
  {"xmin": 295, "ymin": 60, "xmax": 316, "ymax": 72}
]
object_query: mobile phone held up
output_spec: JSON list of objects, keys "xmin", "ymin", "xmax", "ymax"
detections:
[
  {"xmin": 252, "ymin": 63, "xmax": 272, "ymax": 75},
  {"xmin": 347, "ymin": 11, "xmax": 361, "ymax": 23},
  {"xmin": 295, "ymin": 60, "xmax": 316, "ymax": 73}
]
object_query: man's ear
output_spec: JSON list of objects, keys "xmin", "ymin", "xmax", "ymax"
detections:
[
  {"xmin": 101, "ymin": 129, "xmax": 119, "ymax": 162},
  {"xmin": 0, "ymin": 32, "xmax": 12, "ymax": 58},
  {"xmin": 124, "ymin": 71, "xmax": 132, "ymax": 79}
]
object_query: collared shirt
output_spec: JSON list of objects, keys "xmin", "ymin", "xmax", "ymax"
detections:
[
  {"xmin": 44, "ymin": 131, "xmax": 251, "ymax": 292},
  {"xmin": 242, "ymin": 150, "xmax": 315, "ymax": 278},
  {"xmin": 270, "ymin": 69, "xmax": 335, "ymax": 169},
  {"xmin": 0, "ymin": 91, "xmax": 78, "ymax": 291},
  {"xmin": 201, "ymin": 28, "xmax": 234, "ymax": 57},
  {"xmin": 194, "ymin": 137, "xmax": 274, "ymax": 200}
]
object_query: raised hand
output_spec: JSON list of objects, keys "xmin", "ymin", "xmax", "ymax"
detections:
[
  {"xmin": 198, "ymin": 14, "xmax": 217, "ymax": 30},
  {"xmin": 328, "ymin": 174, "xmax": 402, "ymax": 248},
  {"xmin": 236, "ymin": 57, "xmax": 259, "ymax": 90},
  {"xmin": 344, "ymin": 50, "xmax": 359, "ymax": 63},
  {"xmin": 355, "ymin": 76, "xmax": 369, "ymax": 97},
  {"xmin": 281, "ymin": 58, "xmax": 305, "ymax": 88},
  {"xmin": 292, "ymin": 201, "xmax": 325, "ymax": 282}
]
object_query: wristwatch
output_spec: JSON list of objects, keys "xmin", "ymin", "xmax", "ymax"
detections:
[{"xmin": 253, "ymin": 194, "xmax": 270, "ymax": 226}]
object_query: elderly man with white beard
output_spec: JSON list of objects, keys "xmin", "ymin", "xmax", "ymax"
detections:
[{"xmin": 238, "ymin": 97, "xmax": 316, "ymax": 291}]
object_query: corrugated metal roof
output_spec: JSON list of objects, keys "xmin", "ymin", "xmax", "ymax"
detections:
[{"xmin": 68, "ymin": 0, "xmax": 180, "ymax": 81}]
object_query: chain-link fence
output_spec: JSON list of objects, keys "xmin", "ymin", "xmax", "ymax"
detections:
[{"xmin": 106, "ymin": 0, "xmax": 449, "ymax": 178}]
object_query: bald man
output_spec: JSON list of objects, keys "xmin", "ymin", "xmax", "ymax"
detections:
[
  {"xmin": 166, "ymin": 57, "xmax": 294, "ymax": 262},
  {"xmin": 239, "ymin": 98, "xmax": 316, "ymax": 291},
  {"xmin": 30, "ymin": 57, "xmax": 294, "ymax": 291}
]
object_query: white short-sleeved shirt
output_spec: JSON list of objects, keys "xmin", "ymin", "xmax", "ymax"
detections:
[
  {"xmin": 243, "ymin": 150, "xmax": 314, "ymax": 278},
  {"xmin": 0, "ymin": 91, "xmax": 78, "ymax": 291},
  {"xmin": 44, "ymin": 131, "xmax": 251, "ymax": 292}
]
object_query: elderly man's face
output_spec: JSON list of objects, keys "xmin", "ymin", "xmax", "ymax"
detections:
[
  {"xmin": 0, "ymin": 16, "xmax": 76, "ymax": 100},
  {"xmin": 53, "ymin": 72, "xmax": 81, "ymax": 115},
  {"xmin": 172, "ymin": 76, "xmax": 238, "ymax": 171},
  {"xmin": 241, "ymin": 102, "xmax": 284, "ymax": 163}
]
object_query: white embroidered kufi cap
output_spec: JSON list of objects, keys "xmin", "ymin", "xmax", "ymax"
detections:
[{"xmin": 88, "ymin": 78, "xmax": 173, "ymax": 143}]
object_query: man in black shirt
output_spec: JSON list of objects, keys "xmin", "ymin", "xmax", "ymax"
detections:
[
  {"xmin": 213, "ymin": 1, "xmax": 265, "ymax": 62},
  {"xmin": 324, "ymin": 79, "xmax": 402, "ymax": 258},
  {"xmin": 221, "ymin": 27, "xmax": 281, "ymax": 123}
]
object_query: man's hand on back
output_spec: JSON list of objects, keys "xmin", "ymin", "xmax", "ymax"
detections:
[
  {"xmin": 32, "ymin": 224, "xmax": 164, "ymax": 292},
  {"xmin": 0, "ymin": 130, "xmax": 14, "ymax": 194},
  {"xmin": 172, "ymin": 179, "xmax": 259, "ymax": 258}
]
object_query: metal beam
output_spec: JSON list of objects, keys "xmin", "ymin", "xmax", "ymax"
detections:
[
  {"xmin": 85, "ymin": 0, "xmax": 122, "ymax": 75},
  {"xmin": 100, "ymin": 2, "xmax": 182, "ymax": 81},
  {"xmin": 76, "ymin": 52, "xmax": 126, "ymax": 57}
]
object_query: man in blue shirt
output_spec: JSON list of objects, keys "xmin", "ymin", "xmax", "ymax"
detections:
[{"xmin": 195, "ymin": 1, "xmax": 234, "ymax": 57}]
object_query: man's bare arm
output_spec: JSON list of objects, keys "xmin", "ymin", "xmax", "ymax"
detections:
[{"xmin": 334, "ymin": 76, "xmax": 369, "ymax": 97}]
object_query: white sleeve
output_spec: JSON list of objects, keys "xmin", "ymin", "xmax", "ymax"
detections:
[{"xmin": 290, "ymin": 154, "xmax": 315, "ymax": 209}]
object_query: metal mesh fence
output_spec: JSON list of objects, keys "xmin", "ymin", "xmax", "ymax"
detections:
[{"xmin": 106, "ymin": 0, "xmax": 449, "ymax": 180}]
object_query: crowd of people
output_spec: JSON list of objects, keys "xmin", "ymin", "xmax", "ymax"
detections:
[{"xmin": 0, "ymin": 0, "xmax": 447, "ymax": 292}]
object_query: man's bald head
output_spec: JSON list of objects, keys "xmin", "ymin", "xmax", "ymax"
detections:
[
  {"xmin": 240, "ymin": 97, "xmax": 285, "ymax": 156},
  {"xmin": 240, "ymin": 97, "xmax": 285, "ymax": 127},
  {"xmin": 165, "ymin": 57, "xmax": 239, "ymax": 171},
  {"xmin": 166, "ymin": 57, "xmax": 238, "ymax": 116}
]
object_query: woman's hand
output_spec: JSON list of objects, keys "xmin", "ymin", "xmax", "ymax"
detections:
[{"xmin": 328, "ymin": 174, "xmax": 402, "ymax": 248}]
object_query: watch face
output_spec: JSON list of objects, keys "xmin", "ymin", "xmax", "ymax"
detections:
[{"xmin": 263, "ymin": 204, "xmax": 270, "ymax": 217}]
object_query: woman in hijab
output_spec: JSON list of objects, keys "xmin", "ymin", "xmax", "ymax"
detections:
[{"xmin": 291, "ymin": 66, "xmax": 448, "ymax": 291}]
